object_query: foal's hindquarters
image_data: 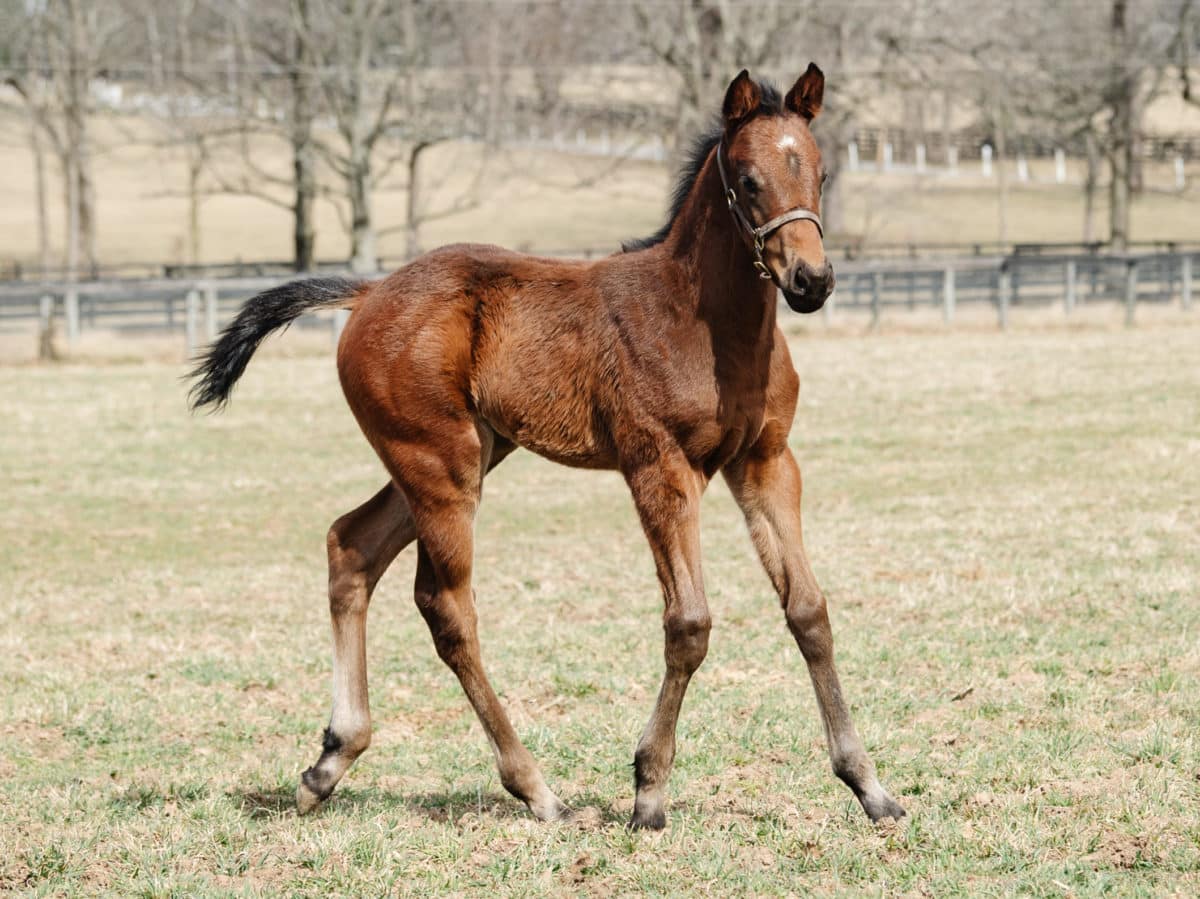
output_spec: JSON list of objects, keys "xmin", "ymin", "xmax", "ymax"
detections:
[{"xmin": 298, "ymin": 259, "xmax": 574, "ymax": 821}]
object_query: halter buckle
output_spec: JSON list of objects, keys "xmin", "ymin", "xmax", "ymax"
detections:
[
  {"xmin": 725, "ymin": 188, "xmax": 737, "ymax": 209},
  {"xmin": 753, "ymin": 261, "xmax": 772, "ymax": 279}
]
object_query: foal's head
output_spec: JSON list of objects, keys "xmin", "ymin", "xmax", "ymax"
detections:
[{"xmin": 721, "ymin": 64, "xmax": 832, "ymax": 313}]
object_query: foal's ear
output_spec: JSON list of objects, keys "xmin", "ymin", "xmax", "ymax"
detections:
[
  {"xmin": 723, "ymin": 69, "xmax": 762, "ymax": 125},
  {"xmin": 785, "ymin": 62, "xmax": 824, "ymax": 121}
]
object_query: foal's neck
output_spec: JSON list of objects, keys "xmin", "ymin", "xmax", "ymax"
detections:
[{"xmin": 662, "ymin": 149, "xmax": 778, "ymax": 343}]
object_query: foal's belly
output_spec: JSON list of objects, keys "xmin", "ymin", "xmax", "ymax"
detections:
[{"xmin": 472, "ymin": 363, "xmax": 620, "ymax": 470}]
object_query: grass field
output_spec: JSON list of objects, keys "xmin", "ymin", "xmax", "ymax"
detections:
[{"xmin": 2, "ymin": 317, "xmax": 1198, "ymax": 896}]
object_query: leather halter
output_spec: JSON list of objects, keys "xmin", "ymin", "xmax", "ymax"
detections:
[{"xmin": 716, "ymin": 140, "xmax": 824, "ymax": 283}]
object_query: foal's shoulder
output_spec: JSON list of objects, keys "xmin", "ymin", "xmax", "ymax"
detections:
[{"xmin": 765, "ymin": 326, "xmax": 801, "ymax": 414}]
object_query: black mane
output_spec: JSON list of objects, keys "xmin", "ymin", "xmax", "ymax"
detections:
[{"xmin": 622, "ymin": 79, "xmax": 783, "ymax": 253}]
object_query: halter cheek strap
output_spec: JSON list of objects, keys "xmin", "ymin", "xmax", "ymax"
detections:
[{"xmin": 716, "ymin": 141, "xmax": 823, "ymax": 283}]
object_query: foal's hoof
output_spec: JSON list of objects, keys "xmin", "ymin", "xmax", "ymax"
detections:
[
  {"xmin": 296, "ymin": 781, "xmax": 325, "ymax": 816},
  {"xmin": 628, "ymin": 808, "xmax": 667, "ymax": 831},
  {"xmin": 863, "ymin": 794, "xmax": 907, "ymax": 824}
]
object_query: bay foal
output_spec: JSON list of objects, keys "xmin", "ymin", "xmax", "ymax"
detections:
[{"xmin": 191, "ymin": 65, "xmax": 905, "ymax": 829}]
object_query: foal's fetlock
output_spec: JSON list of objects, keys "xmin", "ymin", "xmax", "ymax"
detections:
[
  {"xmin": 296, "ymin": 727, "xmax": 368, "ymax": 815},
  {"xmin": 501, "ymin": 769, "xmax": 569, "ymax": 822}
]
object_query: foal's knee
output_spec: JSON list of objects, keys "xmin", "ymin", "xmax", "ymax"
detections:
[
  {"xmin": 664, "ymin": 604, "xmax": 711, "ymax": 675},
  {"xmin": 784, "ymin": 588, "xmax": 831, "ymax": 660}
]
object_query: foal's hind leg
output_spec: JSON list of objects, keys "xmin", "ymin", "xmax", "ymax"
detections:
[
  {"xmin": 297, "ymin": 483, "xmax": 416, "ymax": 813},
  {"xmin": 724, "ymin": 442, "xmax": 905, "ymax": 823},
  {"xmin": 390, "ymin": 426, "xmax": 569, "ymax": 821}
]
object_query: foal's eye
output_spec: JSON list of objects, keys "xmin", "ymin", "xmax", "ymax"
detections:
[{"xmin": 739, "ymin": 174, "xmax": 758, "ymax": 196}]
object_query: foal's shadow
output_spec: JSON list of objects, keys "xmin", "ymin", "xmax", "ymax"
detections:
[{"xmin": 231, "ymin": 785, "xmax": 625, "ymax": 827}]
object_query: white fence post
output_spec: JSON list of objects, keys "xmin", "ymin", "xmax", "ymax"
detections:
[
  {"xmin": 185, "ymin": 289, "xmax": 199, "ymax": 357},
  {"xmin": 916, "ymin": 143, "xmax": 927, "ymax": 173},
  {"xmin": 943, "ymin": 267, "xmax": 955, "ymax": 324},
  {"xmin": 1054, "ymin": 149, "xmax": 1066, "ymax": 184},
  {"xmin": 65, "ymin": 289, "xmax": 80, "ymax": 344},
  {"xmin": 947, "ymin": 145, "xmax": 958, "ymax": 174},
  {"xmin": 332, "ymin": 308, "xmax": 350, "ymax": 346},
  {"xmin": 981, "ymin": 144, "xmax": 993, "ymax": 178},
  {"xmin": 882, "ymin": 142, "xmax": 893, "ymax": 171},
  {"xmin": 1016, "ymin": 154, "xmax": 1029, "ymax": 182},
  {"xmin": 1065, "ymin": 260, "xmax": 1077, "ymax": 315},
  {"xmin": 204, "ymin": 284, "xmax": 218, "ymax": 340},
  {"xmin": 1177, "ymin": 156, "xmax": 1187, "ymax": 192},
  {"xmin": 847, "ymin": 141, "xmax": 859, "ymax": 171},
  {"xmin": 1182, "ymin": 256, "xmax": 1193, "ymax": 310}
]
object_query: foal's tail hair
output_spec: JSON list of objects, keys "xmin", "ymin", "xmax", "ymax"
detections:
[{"xmin": 188, "ymin": 276, "xmax": 366, "ymax": 411}]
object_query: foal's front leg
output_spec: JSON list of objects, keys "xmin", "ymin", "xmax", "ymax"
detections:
[
  {"xmin": 624, "ymin": 454, "xmax": 711, "ymax": 830},
  {"xmin": 724, "ymin": 444, "xmax": 906, "ymax": 823}
]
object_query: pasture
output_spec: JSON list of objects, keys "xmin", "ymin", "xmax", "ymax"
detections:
[{"xmin": 2, "ymin": 315, "xmax": 1198, "ymax": 896}]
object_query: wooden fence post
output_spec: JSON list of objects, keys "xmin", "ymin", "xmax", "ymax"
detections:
[
  {"xmin": 65, "ymin": 289, "xmax": 80, "ymax": 344},
  {"xmin": 332, "ymin": 308, "xmax": 350, "ymax": 346},
  {"xmin": 185, "ymin": 289, "xmax": 199, "ymax": 357},
  {"xmin": 1124, "ymin": 259, "xmax": 1138, "ymax": 327},
  {"xmin": 943, "ymin": 267, "xmax": 955, "ymax": 324},
  {"xmin": 1182, "ymin": 255, "xmax": 1193, "ymax": 310},
  {"xmin": 204, "ymin": 284, "xmax": 218, "ymax": 339},
  {"xmin": 871, "ymin": 271, "xmax": 882, "ymax": 330},
  {"xmin": 1065, "ymin": 260, "xmax": 1077, "ymax": 315},
  {"xmin": 997, "ymin": 263, "xmax": 1010, "ymax": 331}
]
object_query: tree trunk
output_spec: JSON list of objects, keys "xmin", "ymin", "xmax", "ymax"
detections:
[
  {"xmin": 31, "ymin": 116, "xmax": 58, "ymax": 360},
  {"xmin": 1083, "ymin": 131, "xmax": 1099, "ymax": 244},
  {"xmin": 994, "ymin": 111, "xmax": 1009, "ymax": 248},
  {"xmin": 405, "ymin": 141, "xmax": 425, "ymax": 260},
  {"xmin": 290, "ymin": 0, "xmax": 317, "ymax": 272},
  {"xmin": 1109, "ymin": 0, "xmax": 1132, "ymax": 251},
  {"xmin": 187, "ymin": 147, "xmax": 203, "ymax": 265},
  {"xmin": 31, "ymin": 119, "xmax": 51, "ymax": 278},
  {"xmin": 65, "ymin": 0, "xmax": 97, "ymax": 277},
  {"xmin": 348, "ymin": 151, "xmax": 375, "ymax": 273}
]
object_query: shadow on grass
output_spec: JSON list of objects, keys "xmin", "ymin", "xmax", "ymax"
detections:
[{"xmin": 230, "ymin": 784, "xmax": 628, "ymax": 828}]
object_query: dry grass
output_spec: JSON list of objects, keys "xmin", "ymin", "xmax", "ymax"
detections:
[{"xmin": 1, "ymin": 316, "xmax": 1198, "ymax": 896}]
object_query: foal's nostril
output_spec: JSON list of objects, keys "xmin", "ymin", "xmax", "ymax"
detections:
[{"xmin": 793, "ymin": 263, "xmax": 834, "ymax": 299}]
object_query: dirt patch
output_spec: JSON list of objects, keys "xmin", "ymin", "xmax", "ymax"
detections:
[{"xmin": 1086, "ymin": 832, "xmax": 1151, "ymax": 870}]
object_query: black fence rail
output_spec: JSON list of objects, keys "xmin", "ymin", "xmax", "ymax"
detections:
[{"xmin": 833, "ymin": 251, "xmax": 1196, "ymax": 327}]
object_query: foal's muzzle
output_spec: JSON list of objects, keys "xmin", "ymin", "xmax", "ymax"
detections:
[{"xmin": 782, "ymin": 261, "xmax": 835, "ymax": 313}]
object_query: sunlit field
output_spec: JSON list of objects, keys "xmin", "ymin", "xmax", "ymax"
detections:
[{"xmin": 2, "ymin": 316, "xmax": 1198, "ymax": 895}]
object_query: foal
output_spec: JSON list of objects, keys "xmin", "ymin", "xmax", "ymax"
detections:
[{"xmin": 191, "ymin": 64, "xmax": 905, "ymax": 829}]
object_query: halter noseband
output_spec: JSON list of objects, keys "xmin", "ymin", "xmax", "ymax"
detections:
[{"xmin": 716, "ymin": 140, "xmax": 824, "ymax": 283}]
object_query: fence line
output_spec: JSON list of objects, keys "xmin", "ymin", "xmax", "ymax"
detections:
[{"xmin": 1, "ymin": 251, "xmax": 1196, "ymax": 355}]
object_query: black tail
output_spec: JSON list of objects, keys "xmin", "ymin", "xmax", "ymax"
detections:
[{"xmin": 188, "ymin": 276, "xmax": 364, "ymax": 411}]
